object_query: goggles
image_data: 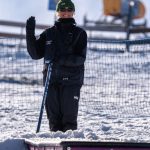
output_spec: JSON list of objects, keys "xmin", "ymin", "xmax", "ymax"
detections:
[{"xmin": 59, "ymin": 8, "xmax": 74, "ymax": 12}]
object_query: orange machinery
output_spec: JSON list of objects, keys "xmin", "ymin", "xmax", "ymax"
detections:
[{"xmin": 103, "ymin": 0, "xmax": 145, "ymax": 19}]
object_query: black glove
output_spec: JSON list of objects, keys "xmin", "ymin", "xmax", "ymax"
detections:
[{"xmin": 26, "ymin": 16, "xmax": 35, "ymax": 32}]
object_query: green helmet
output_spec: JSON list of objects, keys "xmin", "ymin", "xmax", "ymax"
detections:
[{"xmin": 56, "ymin": 0, "xmax": 75, "ymax": 12}]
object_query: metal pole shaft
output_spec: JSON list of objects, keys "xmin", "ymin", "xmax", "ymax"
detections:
[{"xmin": 36, "ymin": 63, "xmax": 51, "ymax": 133}]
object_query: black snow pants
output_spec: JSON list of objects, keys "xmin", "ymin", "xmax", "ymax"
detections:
[{"xmin": 45, "ymin": 83, "xmax": 81, "ymax": 132}]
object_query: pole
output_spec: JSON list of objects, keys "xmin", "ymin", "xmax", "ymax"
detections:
[{"xmin": 36, "ymin": 62, "xmax": 52, "ymax": 133}]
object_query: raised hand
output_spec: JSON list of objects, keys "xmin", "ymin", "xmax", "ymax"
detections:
[{"xmin": 26, "ymin": 16, "xmax": 36, "ymax": 31}]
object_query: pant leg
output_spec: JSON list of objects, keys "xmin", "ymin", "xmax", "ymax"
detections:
[
  {"xmin": 61, "ymin": 85, "xmax": 81, "ymax": 132},
  {"xmin": 45, "ymin": 84, "xmax": 63, "ymax": 131}
]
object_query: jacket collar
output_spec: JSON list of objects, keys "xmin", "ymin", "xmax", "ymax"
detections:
[{"xmin": 55, "ymin": 18, "xmax": 76, "ymax": 31}]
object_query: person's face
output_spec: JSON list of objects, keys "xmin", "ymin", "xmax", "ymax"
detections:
[{"xmin": 57, "ymin": 9, "xmax": 74, "ymax": 18}]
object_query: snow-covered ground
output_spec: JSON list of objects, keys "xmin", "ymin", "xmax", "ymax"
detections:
[{"xmin": 0, "ymin": 39, "xmax": 150, "ymax": 149}]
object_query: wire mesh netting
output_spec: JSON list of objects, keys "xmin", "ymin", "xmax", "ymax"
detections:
[
  {"xmin": 1, "ymin": 38, "xmax": 150, "ymax": 132},
  {"xmin": 83, "ymin": 39, "xmax": 150, "ymax": 118},
  {"xmin": 0, "ymin": 38, "xmax": 43, "ymax": 109}
]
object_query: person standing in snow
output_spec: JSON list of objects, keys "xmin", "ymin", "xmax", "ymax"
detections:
[{"xmin": 26, "ymin": 0, "xmax": 87, "ymax": 132}]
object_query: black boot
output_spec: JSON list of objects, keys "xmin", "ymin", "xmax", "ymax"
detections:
[{"xmin": 49, "ymin": 119, "xmax": 63, "ymax": 132}]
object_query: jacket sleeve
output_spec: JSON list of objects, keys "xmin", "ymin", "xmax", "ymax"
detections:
[
  {"xmin": 59, "ymin": 30, "xmax": 87, "ymax": 67},
  {"xmin": 26, "ymin": 29, "xmax": 46, "ymax": 60}
]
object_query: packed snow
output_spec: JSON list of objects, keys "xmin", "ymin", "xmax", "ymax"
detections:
[{"xmin": 0, "ymin": 39, "xmax": 150, "ymax": 150}]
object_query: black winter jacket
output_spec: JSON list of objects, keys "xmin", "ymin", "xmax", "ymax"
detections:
[{"xmin": 26, "ymin": 18, "xmax": 87, "ymax": 85}]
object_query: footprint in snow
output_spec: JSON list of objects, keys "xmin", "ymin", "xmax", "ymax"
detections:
[{"xmin": 101, "ymin": 124, "xmax": 111, "ymax": 132}]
